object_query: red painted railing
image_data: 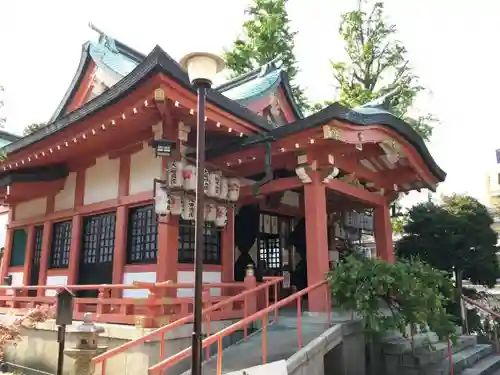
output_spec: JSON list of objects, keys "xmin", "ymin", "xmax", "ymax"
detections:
[
  {"xmin": 444, "ymin": 295, "xmax": 500, "ymax": 375},
  {"xmin": 148, "ymin": 279, "xmax": 331, "ymax": 375},
  {"xmin": 462, "ymin": 295, "xmax": 500, "ymax": 351},
  {"xmin": 91, "ymin": 276, "xmax": 283, "ymax": 375},
  {"xmin": 0, "ymin": 280, "xmax": 252, "ymax": 327}
]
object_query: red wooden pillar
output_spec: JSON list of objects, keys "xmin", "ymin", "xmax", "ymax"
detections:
[
  {"xmin": 37, "ymin": 221, "xmax": 53, "ymax": 296},
  {"xmin": 221, "ymin": 206, "xmax": 235, "ymax": 289},
  {"xmin": 0, "ymin": 227, "xmax": 14, "ymax": 284},
  {"xmin": 112, "ymin": 206, "xmax": 128, "ymax": 288},
  {"xmin": 22, "ymin": 226, "xmax": 36, "ymax": 287},
  {"xmin": 304, "ymin": 172, "xmax": 330, "ymax": 312},
  {"xmin": 67, "ymin": 215, "xmax": 83, "ymax": 285},
  {"xmin": 374, "ymin": 203, "xmax": 395, "ymax": 263},
  {"xmin": 157, "ymin": 216, "xmax": 179, "ymax": 295}
]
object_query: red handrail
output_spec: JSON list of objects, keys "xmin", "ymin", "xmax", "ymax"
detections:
[
  {"xmin": 461, "ymin": 295, "xmax": 500, "ymax": 351},
  {"xmin": 92, "ymin": 276, "xmax": 283, "ymax": 375},
  {"xmin": 148, "ymin": 279, "xmax": 331, "ymax": 375},
  {"xmin": 444, "ymin": 295, "xmax": 500, "ymax": 375}
]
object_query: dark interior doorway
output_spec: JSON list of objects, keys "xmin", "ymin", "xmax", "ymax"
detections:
[
  {"xmin": 77, "ymin": 212, "xmax": 116, "ymax": 297},
  {"xmin": 28, "ymin": 226, "xmax": 44, "ymax": 296}
]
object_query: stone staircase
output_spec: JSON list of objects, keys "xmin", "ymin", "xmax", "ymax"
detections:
[
  {"xmin": 382, "ymin": 332, "xmax": 500, "ymax": 375},
  {"xmin": 174, "ymin": 312, "xmax": 364, "ymax": 375}
]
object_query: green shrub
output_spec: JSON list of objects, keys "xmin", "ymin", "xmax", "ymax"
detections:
[{"xmin": 327, "ymin": 255, "xmax": 457, "ymax": 341}]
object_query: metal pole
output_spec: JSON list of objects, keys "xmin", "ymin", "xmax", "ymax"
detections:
[
  {"xmin": 191, "ymin": 83, "xmax": 208, "ymax": 375},
  {"xmin": 56, "ymin": 324, "xmax": 66, "ymax": 375}
]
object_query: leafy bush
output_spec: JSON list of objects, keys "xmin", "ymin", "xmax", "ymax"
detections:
[
  {"xmin": 0, "ymin": 305, "xmax": 53, "ymax": 361},
  {"xmin": 327, "ymin": 255, "xmax": 457, "ymax": 341}
]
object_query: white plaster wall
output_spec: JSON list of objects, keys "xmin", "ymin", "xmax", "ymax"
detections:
[
  {"xmin": 177, "ymin": 271, "xmax": 221, "ymax": 297},
  {"xmin": 83, "ymin": 155, "xmax": 119, "ymax": 205},
  {"xmin": 129, "ymin": 143, "xmax": 162, "ymax": 195},
  {"xmin": 15, "ymin": 197, "xmax": 47, "ymax": 220},
  {"xmin": 0, "ymin": 211, "xmax": 8, "ymax": 248},
  {"xmin": 54, "ymin": 172, "xmax": 76, "ymax": 211},
  {"xmin": 45, "ymin": 275, "xmax": 68, "ymax": 297},
  {"xmin": 122, "ymin": 272, "xmax": 156, "ymax": 298},
  {"xmin": 7, "ymin": 271, "xmax": 23, "ymax": 296}
]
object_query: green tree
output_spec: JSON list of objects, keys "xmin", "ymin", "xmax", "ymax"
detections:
[
  {"xmin": 223, "ymin": 0, "xmax": 309, "ymax": 111},
  {"xmin": 23, "ymin": 122, "xmax": 46, "ymax": 136},
  {"xmin": 316, "ymin": 1, "xmax": 435, "ymax": 141},
  {"xmin": 396, "ymin": 195, "xmax": 500, "ymax": 298},
  {"xmin": 328, "ymin": 255, "xmax": 456, "ymax": 340}
]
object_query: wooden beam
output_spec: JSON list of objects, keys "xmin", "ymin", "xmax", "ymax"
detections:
[
  {"xmin": 240, "ymin": 176, "xmax": 303, "ymax": 198},
  {"xmin": 324, "ymin": 179, "xmax": 386, "ymax": 206}
]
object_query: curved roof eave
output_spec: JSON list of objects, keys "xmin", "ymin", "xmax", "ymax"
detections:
[
  {"xmin": 3, "ymin": 46, "xmax": 274, "ymax": 155},
  {"xmin": 48, "ymin": 42, "xmax": 93, "ymax": 123},
  {"xmin": 278, "ymin": 71, "xmax": 304, "ymax": 120},
  {"xmin": 206, "ymin": 102, "xmax": 446, "ymax": 182}
]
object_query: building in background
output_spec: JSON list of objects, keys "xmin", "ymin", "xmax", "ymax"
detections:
[{"xmin": 486, "ymin": 149, "xmax": 500, "ymax": 236}]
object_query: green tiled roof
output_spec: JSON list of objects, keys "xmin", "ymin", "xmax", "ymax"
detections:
[
  {"xmin": 88, "ymin": 39, "xmax": 138, "ymax": 78},
  {"xmin": 87, "ymin": 36, "xmax": 285, "ymax": 104},
  {"xmin": 49, "ymin": 29, "xmax": 302, "ymax": 126},
  {"xmin": 219, "ymin": 68, "xmax": 282, "ymax": 104},
  {"xmin": 0, "ymin": 130, "xmax": 20, "ymax": 148}
]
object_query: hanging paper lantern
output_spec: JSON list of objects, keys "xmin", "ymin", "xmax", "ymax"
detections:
[
  {"xmin": 227, "ymin": 178, "xmax": 240, "ymax": 202},
  {"xmin": 215, "ymin": 205, "xmax": 228, "ymax": 227},
  {"xmin": 207, "ymin": 173, "xmax": 221, "ymax": 198},
  {"xmin": 170, "ymin": 194, "xmax": 183, "ymax": 216},
  {"xmin": 360, "ymin": 214, "xmax": 373, "ymax": 231},
  {"xmin": 183, "ymin": 164, "xmax": 196, "ymax": 191},
  {"xmin": 203, "ymin": 168, "xmax": 210, "ymax": 194},
  {"xmin": 182, "ymin": 196, "xmax": 196, "ymax": 220},
  {"xmin": 344, "ymin": 211, "xmax": 360, "ymax": 228},
  {"xmin": 204, "ymin": 202, "xmax": 217, "ymax": 222},
  {"xmin": 219, "ymin": 177, "xmax": 229, "ymax": 200},
  {"xmin": 334, "ymin": 222, "xmax": 345, "ymax": 239},
  {"xmin": 154, "ymin": 184, "xmax": 170, "ymax": 216},
  {"xmin": 167, "ymin": 160, "xmax": 184, "ymax": 188}
]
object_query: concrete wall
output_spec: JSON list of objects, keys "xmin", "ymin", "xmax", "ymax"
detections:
[
  {"xmin": 4, "ymin": 319, "xmax": 240, "ymax": 375},
  {"xmin": 287, "ymin": 321, "xmax": 365, "ymax": 375}
]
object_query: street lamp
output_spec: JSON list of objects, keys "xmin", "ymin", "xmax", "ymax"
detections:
[{"xmin": 180, "ymin": 51, "xmax": 225, "ymax": 375}]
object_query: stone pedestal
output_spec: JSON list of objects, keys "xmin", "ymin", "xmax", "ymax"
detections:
[{"xmin": 64, "ymin": 313, "xmax": 108, "ymax": 375}]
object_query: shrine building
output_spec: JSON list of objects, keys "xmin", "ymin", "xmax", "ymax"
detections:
[{"xmin": 0, "ymin": 30, "xmax": 445, "ymax": 315}]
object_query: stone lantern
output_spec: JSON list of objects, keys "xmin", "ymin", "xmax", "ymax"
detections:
[{"xmin": 64, "ymin": 313, "xmax": 107, "ymax": 375}]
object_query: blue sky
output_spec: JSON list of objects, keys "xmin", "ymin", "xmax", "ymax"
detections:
[{"xmin": 0, "ymin": 0, "xmax": 498, "ymax": 207}]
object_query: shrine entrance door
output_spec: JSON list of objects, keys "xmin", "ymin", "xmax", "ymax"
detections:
[{"xmin": 77, "ymin": 212, "xmax": 116, "ymax": 297}]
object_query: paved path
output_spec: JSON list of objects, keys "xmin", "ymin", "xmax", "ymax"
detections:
[{"xmin": 183, "ymin": 313, "xmax": 333, "ymax": 375}]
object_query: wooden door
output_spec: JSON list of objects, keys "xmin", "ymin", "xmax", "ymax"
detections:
[
  {"xmin": 28, "ymin": 226, "xmax": 44, "ymax": 296},
  {"xmin": 78, "ymin": 212, "xmax": 116, "ymax": 297}
]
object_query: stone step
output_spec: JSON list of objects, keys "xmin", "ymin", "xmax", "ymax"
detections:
[
  {"xmin": 410, "ymin": 344, "xmax": 494, "ymax": 375},
  {"xmin": 461, "ymin": 353, "xmax": 500, "ymax": 375},
  {"xmin": 400, "ymin": 336, "xmax": 478, "ymax": 368},
  {"xmin": 382, "ymin": 332, "xmax": 440, "ymax": 355}
]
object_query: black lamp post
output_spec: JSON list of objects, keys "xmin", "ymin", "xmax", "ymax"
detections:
[{"xmin": 180, "ymin": 51, "xmax": 225, "ymax": 375}]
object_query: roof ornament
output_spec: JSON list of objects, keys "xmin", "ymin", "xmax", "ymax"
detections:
[
  {"xmin": 259, "ymin": 55, "xmax": 284, "ymax": 77},
  {"xmin": 359, "ymin": 85, "xmax": 402, "ymax": 112},
  {"xmin": 88, "ymin": 22, "xmax": 119, "ymax": 54}
]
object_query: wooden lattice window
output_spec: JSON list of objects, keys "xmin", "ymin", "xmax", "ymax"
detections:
[
  {"xmin": 257, "ymin": 213, "xmax": 294, "ymax": 270},
  {"xmin": 178, "ymin": 219, "xmax": 221, "ymax": 265},
  {"xmin": 127, "ymin": 205, "xmax": 158, "ymax": 264},
  {"xmin": 82, "ymin": 213, "xmax": 116, "ymax": 265},
  {"xmin": 32, "ymin": 226, "xmax": 43, "ymax": 266},
  {"xmin": 50, "ymin": 221, "xmax": 72, "ymax": 268},
  {"xmin": 9, "ymin": 229, "xmax": 27, "ymax": 267},
  {"xmin": 259, "ymin": 235, "xmax": 281, "ymax": 269}
]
